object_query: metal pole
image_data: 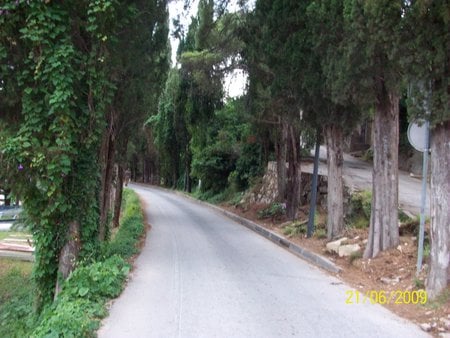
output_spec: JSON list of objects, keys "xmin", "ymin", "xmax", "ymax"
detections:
[
  {"xmin": 307, "ymin": 130, "xmax": 321, "ymax": 238},
  {"xmin": 416, "ymin": 120, "xmax": 430, "ymax": 275}
]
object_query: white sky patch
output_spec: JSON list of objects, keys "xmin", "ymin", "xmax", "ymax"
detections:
[{"xmin": 223, "ymin": 68, "xmax": 247, "ymax": 99}]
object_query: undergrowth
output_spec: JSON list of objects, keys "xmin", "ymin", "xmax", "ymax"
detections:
[{"xmin": 0, "ymin": 188, "xmax": 145, "ymax": 338}]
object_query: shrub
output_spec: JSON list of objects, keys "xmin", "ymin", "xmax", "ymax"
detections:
[
  {"xmin": 191, "ymin": 144, "xmax": 237, "ymax": 194},
  {"xmin": 258, "ymin": 203, "xmax": 286, "ymax": 220},
  {"xmin": 283, "ymin": 221, "xmax": 307, "ymax": 237},
  {"xmin": 31, "ymin": 189, "xmax": 144, "ymax": 337},
  {"xmin": 347, "ymin": 190, "xmax": 372, "ymax": 229}
]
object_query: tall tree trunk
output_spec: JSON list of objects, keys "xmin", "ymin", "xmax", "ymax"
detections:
[
  {"xmin": 286, "ymin": 125, "xmax": 301, "ymax": 220},
  {"xmin": 275, "ymin": 120, "xmax": 288, "ymax": 202},
  {"xmin": 3, "ymin": 188, "xmax": 11, "ymax": 206},
  {"xmin": 113, "ymin": 164, "xmax": 124, "ymax": 228},
  {"xmin": 426, "ymin": 120, "xmax": 450, "ymax": 299},
  {"xmin": 184, "ymin": 144, "xmax": 192, "ymax": 192},
  {"xmin": 364, "ymin": 90, "xmax": 399, "ymax": 258},
  {"xmin": 99, "ymin": 128, "xmax": 115, "ymax": 242},
  {"xmin": 325, "ymin": 124, "xmax": 344, "ymax": 240},
  {"xmin": 55, "ymin": 220, "xmax": 81, "ymax": 298}
]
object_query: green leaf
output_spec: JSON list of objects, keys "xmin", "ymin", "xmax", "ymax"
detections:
[{"xmin": 78, "ymin": 287, "xmax": 89, "ymax": 297}]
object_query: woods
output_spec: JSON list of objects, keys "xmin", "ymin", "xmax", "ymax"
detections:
[{"xmin": 0, "ymin": 0, "xmax": 449, "ymax": 319}]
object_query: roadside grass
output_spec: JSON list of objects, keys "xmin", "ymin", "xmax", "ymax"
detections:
[
  {"xmin": 0, "ymin": 231, "xmax": 31, "ymax": 241},
  {"xmin": 0, "ymin": 259, "xmax": 35, "ymax": 338},
  {"xmin": 0, "ymin": 188, "xmax": 146, "ymax": 338}
]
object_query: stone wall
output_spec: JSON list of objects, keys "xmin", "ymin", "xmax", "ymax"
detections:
[{"xmin": 241, "ymin": 161, "xmax": 329, "ymax": 209}]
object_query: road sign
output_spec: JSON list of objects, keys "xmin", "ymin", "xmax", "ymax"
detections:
[
  {"xmin": 407, "ymin": 120, "xmax": 429, "ymax": 152},
  {"xmin": 406, "ymin": 119, "xmax": 431, "ymax": 275}
]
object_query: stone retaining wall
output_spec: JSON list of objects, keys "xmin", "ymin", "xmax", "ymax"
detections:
[{"xmin": 242, "ymin": 161, "xmax": 329, "ymax": 209}]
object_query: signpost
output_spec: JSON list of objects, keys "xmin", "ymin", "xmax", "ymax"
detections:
[{"xmin": 407, "ymin": 119, "xmax": 430, "ymax": 275}]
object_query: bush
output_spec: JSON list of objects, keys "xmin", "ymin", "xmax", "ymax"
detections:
[
  {"xmin": 232, "ymin": 143, "xmax": 263, "ymax": 190},
  {"xmin": 347, "ymin": 190, "xmax": 372, "ymax": 229},
  {"xmin": 191, "ymin": 144, "xmax": 237, "ymax": 194},
  {"xmin": 283, "ymin": 221, "xmax": 307, "ymax": 237},
  {"xmin": 31, "ymin": 189, "xmax": 145, "ymax": 338},
  {"xmin": 257, "ymin": 203, "xmax": 286, "ymax": 220},
  {"xmin": 31, "ymin": 256, "xmax": 128, "ymax": 338}
]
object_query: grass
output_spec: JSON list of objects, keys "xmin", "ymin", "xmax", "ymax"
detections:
[
  {"xmin": 0, "ymin": 231, "xmax": 30, "ymax": 241},
  {"xmin": 0, "ymin": 259, "xmax": 35, "ymax": 337}
]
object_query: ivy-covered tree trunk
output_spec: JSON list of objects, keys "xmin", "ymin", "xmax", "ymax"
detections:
[
  {"xmin": 286, "ymin": 125, "xmax": 301, "ymax": 220},
  {"xmin": 325, "ymin": 124, "xmax": 344, "ymax": 240},
  {"xmin": 426, "ymin": 121, "xmax": 450, "ymax": 299},
  {"xmin": 54, "ymin": 220, "xmax": 81, "ymax": 298},
  {"xmin": 113, "ymin": 164, "xmax": 124, "ymax": 229},
  {"xmin": 275, "ymin": 120, "xmax": 288, "ymax": 202},
  {"xmin": 364, "ymin": 90, "xmax": 400, "ymax": 258}
]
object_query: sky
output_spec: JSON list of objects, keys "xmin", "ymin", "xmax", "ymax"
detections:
[{"xmin": 167, "ymin": 0, "xmax": 249, "ymax": 98}]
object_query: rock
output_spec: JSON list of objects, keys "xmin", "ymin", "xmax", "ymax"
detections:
[
  {"xmin": 363, "ymin": 239, "xmax": 368, "ymax": 245},
  {"xmin": 326, "ymin": 237, "xmax": 348, "ymax": 254},
  {"xmin": 338, "ymin": 244, "xmax": 361, "ymax": 257},
  {"xmin": 420, "ymin": 323, "xmax": 432, "ymax": 332},
  {"xmin": 397, "ymin": 245, "xmax": 403, "ymax": 253},
  {"xmin": 439, "ymin": 318, "xmax": 450, "ymax": 330},
  {"xmin": 353, "ymin": 236, "xmax": 360, "ymax": 240},
  {"xmin": 439, "ymin": 333, "xmax": 450, "ymax": 338},
  {"xmin": 380, "ymin": 276, "xmax": 400, "ymax": 285}
]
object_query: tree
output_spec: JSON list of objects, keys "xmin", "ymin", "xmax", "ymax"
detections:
[
  {"xmin": 0, "ymin": 0, "xmax": 170, "ymax": 311},
  {"xmin": 0, "ymin": 0, "xmax": 114, "ymax": 309},
  {"xmin": 149, "ymin": 69, "xmax": 186, "ymax": 187},
  {"xmin": 306, "ymin": 0, "xmax": 360, "ymax": 239},
  {"xmin": 337, "ymin": 0, "xmax": 405, "ymax": 258},
  {"xmin": 404, "ymin": 0, "xmax": 450, "ymax": 299},
  {"xmin": 245, "ymin": 0, "xmax": 311, "ymax": 220},
  {"xmin": 98, "ymin": 0, "xmax": 169, "ymax": 236}
]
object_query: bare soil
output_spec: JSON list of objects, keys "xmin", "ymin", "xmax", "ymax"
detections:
[{"xmin": 220, "ymin": 202, "xmax": 450, "ymax": 336}]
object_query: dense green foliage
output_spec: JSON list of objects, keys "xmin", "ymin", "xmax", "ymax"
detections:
[
  {"xmin": 404, "ymin": 0, "xmax": 450, "ymax": 125},
  {"xmin": 31, "ymin": 255, "xmax": 128, "ymax": 338},
  {"xmin": 0, "ymin": 189, "xmax": 145, "ymax": 338},
  {"xmin": 1, "ymin": 0, "xmax": 115, "ymax": 310},
  {"xmin": 0, "ymin": 0, "xmax": 169, "ymax": 312},
  {"xmin": 149, "ymin": 1, "xmax": 258, "ymax": 195},
  {"xmin": 191, "ymin": 99, "xmax": 262, "ymax": 193}
]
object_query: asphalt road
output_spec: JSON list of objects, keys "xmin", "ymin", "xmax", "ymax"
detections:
[
  {"xmin": 98, "ymin": 184, "xmax": 428, "ymax": 338},
  {"xmin": 303, "ymin": 146, "xmax": 429, "ymax": 216}
]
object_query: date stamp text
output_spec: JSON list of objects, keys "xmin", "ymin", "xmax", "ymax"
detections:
[{"xmin": 345, "ymin": 290, "xmax": 427, "ymax": 305}]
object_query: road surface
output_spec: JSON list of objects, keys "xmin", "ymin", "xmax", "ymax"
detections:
[
  {"xmin": 99, "ymin": 184, "xmax": 428, "ymax": 338},
  {"xmin": 303, "ymin": 146, "xmax": 429, "ymax": 216}
]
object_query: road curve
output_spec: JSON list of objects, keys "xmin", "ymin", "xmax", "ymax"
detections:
[{"xmin": 98, "ymin": 184, "xmax": 428, "ymax": 338}]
